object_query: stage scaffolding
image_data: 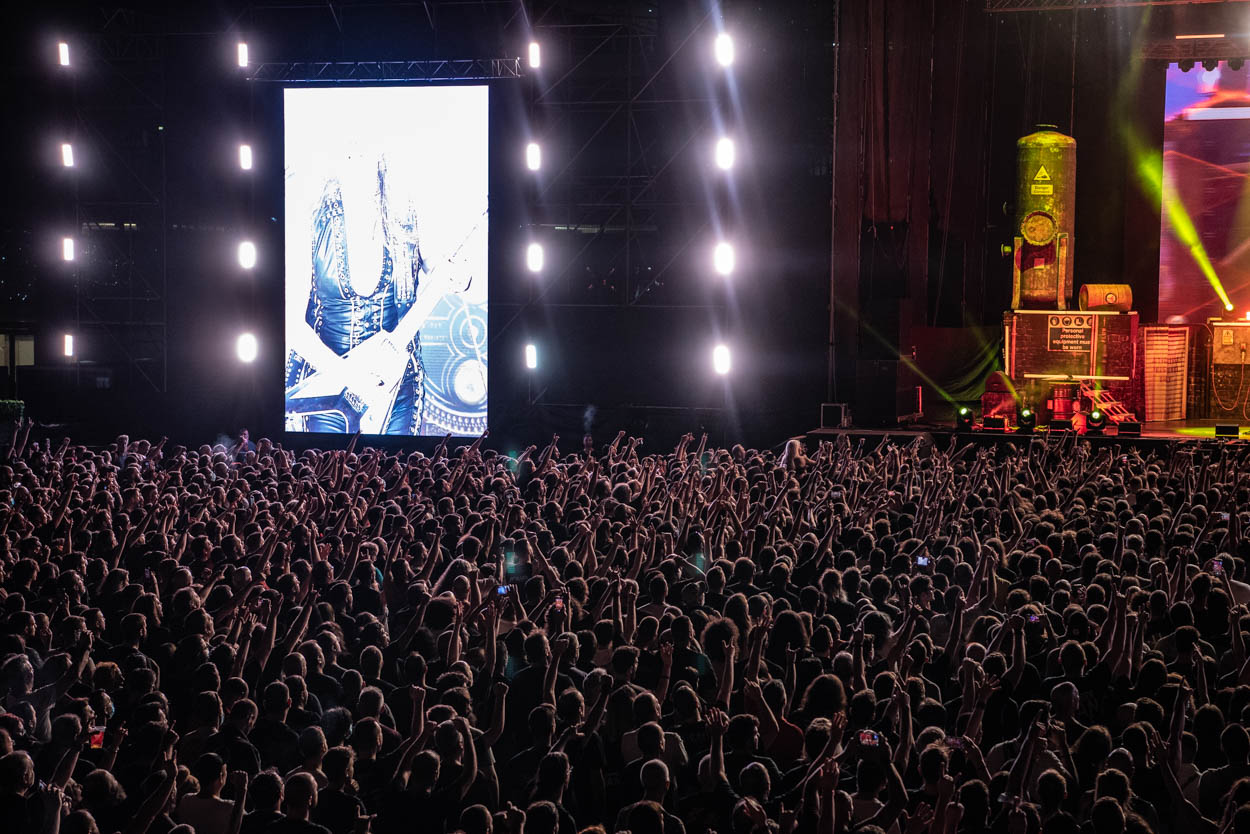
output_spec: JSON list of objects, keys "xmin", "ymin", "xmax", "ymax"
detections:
[
  {"xmin": 522, "ymin": 5, "xmax": 724, "ymax": 310},
  {"xmin": 69, "ymin": 11, "xmax": 170, "ymax": 394}
]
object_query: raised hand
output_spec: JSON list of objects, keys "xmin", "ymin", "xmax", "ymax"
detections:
[{"xmin": 706, "ymin": 708, "xmax": 729, "ymax": 737}]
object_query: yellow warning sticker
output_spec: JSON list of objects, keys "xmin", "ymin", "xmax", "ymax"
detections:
[
  {"xmin": 1034, "ymin": 166, "xmax": 1051, "ymax": 181},
  {"xmin": 1031, "ymin": 184, "xmax": 1053, "ymax": 195}
]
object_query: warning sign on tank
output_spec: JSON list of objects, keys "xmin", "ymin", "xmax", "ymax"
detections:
[{"xmin": 1047, "ymin": 316, "xmax": 1093, "ymax": 352}]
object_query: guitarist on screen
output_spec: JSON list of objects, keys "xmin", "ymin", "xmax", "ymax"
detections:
[{"xmin": 284, "ymin": 151, "xmax": 481, "ymax": 435}]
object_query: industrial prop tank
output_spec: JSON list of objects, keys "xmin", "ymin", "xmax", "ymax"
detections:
[{"xmin": 1011, "ymin": 126, "xmax": 1076, "ymax": 310}]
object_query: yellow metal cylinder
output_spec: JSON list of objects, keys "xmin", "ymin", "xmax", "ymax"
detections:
[
  {"xmin": 1078, "ymin": 283, "xmax": 1132, "ymax": 312},
  {"xmin": 1015, "ymin": 127, "xmax": 1076, "ymax": 309}
]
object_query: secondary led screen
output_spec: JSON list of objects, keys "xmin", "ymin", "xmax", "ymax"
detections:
[
  {"xmin": 1160, "ymin": 61, "xmax": 1250, "ymax": 322},
  {"xmin": 284, "ymin": 86, "xmax": 489, "ymax": 435}
]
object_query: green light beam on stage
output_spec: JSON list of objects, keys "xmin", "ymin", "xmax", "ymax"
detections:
[{"xmin": 1125, "ymin": 126, "xmax": 1234, "ymax": 311}]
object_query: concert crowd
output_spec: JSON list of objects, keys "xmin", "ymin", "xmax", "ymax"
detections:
[{"xmin": 2, "ymin": 417, "xmax": 1250, "ymax": 834}]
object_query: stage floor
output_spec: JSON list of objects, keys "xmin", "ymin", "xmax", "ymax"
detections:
[{"xmin": 804, "ymin": 418, "xmax": 1249, "ymax": 448}]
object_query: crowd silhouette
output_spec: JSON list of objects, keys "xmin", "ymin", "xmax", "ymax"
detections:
[{"xmin": 2, "ymin": 418, "xmax": 1249, "ymax": 834}]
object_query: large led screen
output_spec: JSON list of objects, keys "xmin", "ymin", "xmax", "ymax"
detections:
[
  {"xmin": 284, "ymin": 86, "xmax": 488, "ymax": 435},
  {"xmin": 1160, "ymin": 61, "xmax": 1250, "ymax": 323}
]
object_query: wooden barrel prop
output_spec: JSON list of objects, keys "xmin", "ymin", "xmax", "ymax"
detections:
[
  {"xmin": 1049, "ymin": 383, "xmax": 1077, "ymax": 419},
  {"xmin": 1078, "ymin": 283, "xmax": 1132, "ymax": 311}
]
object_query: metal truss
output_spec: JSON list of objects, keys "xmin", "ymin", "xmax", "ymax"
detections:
[
  {"xmin": 1142, "ymin": 36, "xmax": 1250, "ymax": 59},
  {"xmin": 986, "ymin": 0, "xmax": 1249, "ymax": 10},
  {"xmin": 248, "ymin": 58, "xmax": 522, "ymax": 83}
]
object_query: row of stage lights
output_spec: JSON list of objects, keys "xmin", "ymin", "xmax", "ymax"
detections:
[
  {"xmin": 52, "ymin": 38, "xmax": 281, "ymax": 364},
  {"xmin": 519, "ymin": 340, "xmax": 732, "ymax": 376},
  {"xmin": 519, "ymin": 31, "xmax": 737, "ymax": 378},
  {"xmin": 520, "ymin": 34, "xmax": 740, "ymax": 282},
  {"xmin": 52, "ymin": 34, "xmax": 739, "ymax": 376}
]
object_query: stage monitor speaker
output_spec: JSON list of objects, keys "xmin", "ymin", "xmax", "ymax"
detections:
[
  {"xmin": 821, "ymin": 403, "xmax": 850, "ymax": 429},
  {"xmin": 1049, "ymin": 418, "xmax": 1073, "ymax": 432},
  {"xmin": 983, "ymin": 416, "xmax": 1007, "ymax": 431},
  {"xmin": 1215, "ymin": 424, "xmax": 1241, "ymax": 438},
  {"xmin": 1117, "ymin": 421, "xmax": 1142, "ymax": 437}
]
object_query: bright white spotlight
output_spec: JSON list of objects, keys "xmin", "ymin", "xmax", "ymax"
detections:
[
  {"xmin": 58, "ymin": 43, "xmax": 70, "ymax": 67},
  {"xmin": 715, "ymin": 137, "xmax": 735, "ymax": 170},
  {"xmin": 713, "ymin": 344, "xmax": 732, "ymax": 375},
  {"xmin": 528, "ymin": 41, "xmax": 541, "ymax": 69},
  {"xmin": 239, "ymin": 144, "xmax": 253, "ymax": 170},
  {"xmin": 61, "ymin": 143, "xmax": 74, "ymax": 167},
  {"xmin": 1226, "ymin": 302, "xmax": 1236, "ymax": 312},
  {"xmin": 526, "ymin": 242, "xmax": 544, "ymax": 273},
  {"xmin": 526, "ymin": 142, "xmax": 542, "ymax": 171},
  {"xmin": 238, "ymin": 241, "xmax": 257, "ymax": 269},
  {"xmin": 62, "ymin": 238, "xmax": 75, "ymax": 261},
  {"xmin": 237, "ymin": 42, "xmax": 249, "ymax": 68},
  {"xmin": 713, "ymin": 241, "xmax": 735, "ymax": 276},
  {"xmin": 63, "ymin": 334, "xmax": 74, "ymax": 358},
  {"xmin": 236, "ymin": 333, "xmax": 258, "ymax": 363},
  {"xmin": 525, "ymin": 343, "xmax": 538, "ymax": 370},
  {"xmin": 714, "ymin": 33, "xmax": 735, "ymax": 67}
]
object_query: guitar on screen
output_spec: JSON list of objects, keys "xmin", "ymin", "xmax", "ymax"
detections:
[{"xmin": 285, "ymin": 213, "xmax": 484, "ymax": 434}]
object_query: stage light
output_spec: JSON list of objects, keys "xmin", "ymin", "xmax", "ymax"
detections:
[
  {"xmin": 239, "ymin": 144, "xmax": 253, "ymax": 170},
  {"xmin": 237, "ymin": 42, "xmax": 249, "ymax": 68},
  {"xmin": 1233, "ymin": 58, "xmax": 1246, "ymax": 72},
  {"xmin": 715, "ymin": 137, "xmax": 735, "ymax": 170},
  {"xmin": 58, "ymin": 43, "xmax": 70, "ymax": 67},
  {"xmin": 1017, "ymin": 408, "xmax": 1036, "ymax": 434},
  {"xmin": 526, "ymin": 242, "xmax": 544, "ymax": 273},
  {"xmin": 1087, "ymin": 409, "xmax": 1106, "ymax": 434},
  {"xmin": 714, "ymin": 33, "xmax": 734, "ymax": 67},
  {"xmin": 238, "ymin": 241, "xmax": 256, "ymax": 269},
  {"xmin": 236, "ymin": 333, "xmax": 258, "ymax": 363},
  {"xmin": 525, "ymin": 343, "xmax": 538, "ymax": 370},
  {"xmin": 63, "ymin": 334, "xmax": 74, "ymax": 358},
  {"xmin": 62, "ymin": 238, "xmax": 75, "ymax": 261},
  {"xmin": 528, "ymin": 41, "xmax": 541, "ymax": 69},
  {"xmin": 61, "ymin": 143, "xmax": 74, "ymax": 167},
  {"xmin": 1179, "ymin": 59, "xmax": 1195, "ymax": 72},
  {"xmin": 1245, "ymin": 310, "xmax": 1250, "ymax": 321},
  {"xmin": 713, "ymin": 344, "xmax": 731, "ymax": 375},
  {"xmin": 526, "ymin": 142, "xmax": 541, "ymax": 171},
  {"xmin": 956, "ymin": 406, "xmax": 974, "ymax": 431},
  {"xmin": 713, "ymin": 241, "xmax": 735, "ymax": 276},
  {"xmin": 1226, "ymin": 302, "xmax": 1236, "ymax": 312}
]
